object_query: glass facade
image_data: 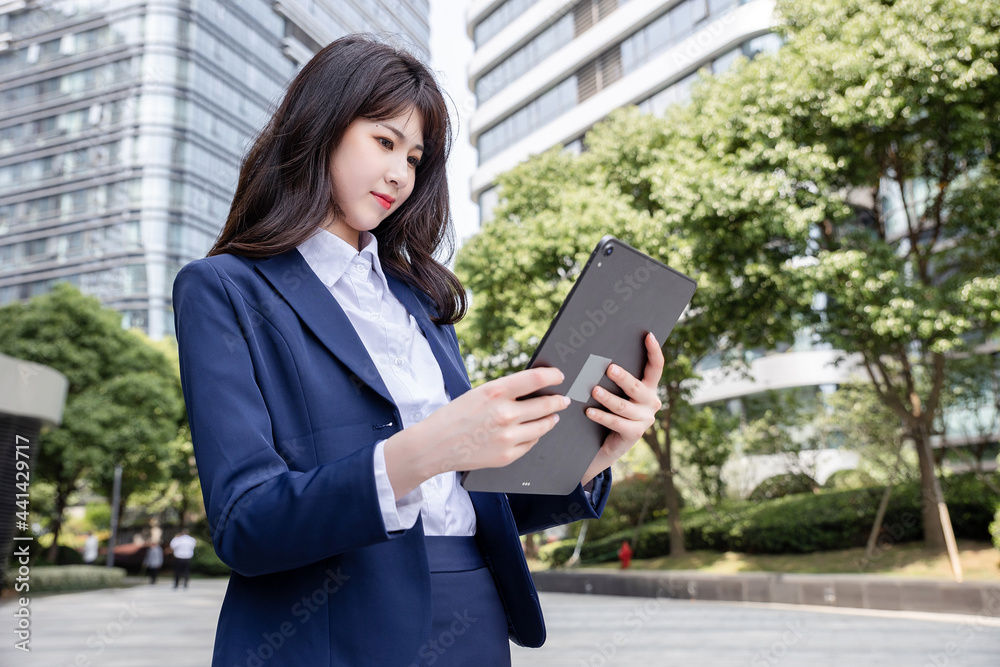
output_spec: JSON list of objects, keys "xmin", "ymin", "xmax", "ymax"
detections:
[
  {"xmin": 476, "ymin": 12, "xmax": 574, "ymax": 104},
  {"xmin": 473, "ymin": 0, "xmax": 542, "ymax": 47},
  {"xmin": 0, "ymin": 0, "xmax": 431, "ymax": 339},
  {"xmin": 475, "ymin": 0, "xmax": 751, "ymax": 165},
  {"xmin": 636, "ymin": 33, "xmax": 781, "ymax": 115},
  {"xmin": 477, "ymin": 77, "xmax": 578, "ymax": 161}
]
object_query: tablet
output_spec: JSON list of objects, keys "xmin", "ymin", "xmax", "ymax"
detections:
[{"xmin": 460, "ymin": 236, "xmax": 697, "ymax": 495}]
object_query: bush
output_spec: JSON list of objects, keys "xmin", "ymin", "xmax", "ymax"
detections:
[
  {"xmin": 990, "ymin": 506, "xmax": 1000, "ymax": 552},
  {"xmin": 822, "ymin": 469, "xmax": 879, "ymax": 491},
  {"xmin": 571, "ymin": 474, "xmax": 669, "ymax": 542},
  {"xmin": 31, "ymin": 544, "xmax": 85, "ymax": 567},
  {"xmin": 747, "ymin": 473, "xmax": 818, "ymax": 501},
  {"xmin": 3, "ymin": 565, "xmax": 126, "ymax": 593},
  {"xmin": 538, "ymin": 472, "xmax": 1000, "ymax": 566}
]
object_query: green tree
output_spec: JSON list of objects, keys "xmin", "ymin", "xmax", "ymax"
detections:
[
  {"xmin": 672, "ymin": 404, "xmax": 736, "ymax": 504},
  {"xmin": 652, "ymin": 0, "xmax": 1000, "ymax": 550},
  {"xmin": 821, "ymin": 382, "xmax": 914, "ymax": 486},
  {"xmin": 937, "ymin": 353, "xmax": 1000, "ymax": 473},
  {"xmin": 456, "ymin": 112, "xmax": 786, "ymax": 556},
  {"xmin": 0, "ymin": 284, "xmax": 185, "ymax": 559}
]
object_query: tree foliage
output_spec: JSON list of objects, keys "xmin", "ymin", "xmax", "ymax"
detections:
[
  {"xmin": 0, "ymin": 284, "xmax": 185, "ymax": 555},
  {"xmin": 456, "ymin": 0, "xmax": 1000, "ymax": 551}
]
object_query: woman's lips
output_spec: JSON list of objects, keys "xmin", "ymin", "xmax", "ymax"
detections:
[{"xmin": 371, "ymin": 192, "xmax": 393, "ymax": 210}]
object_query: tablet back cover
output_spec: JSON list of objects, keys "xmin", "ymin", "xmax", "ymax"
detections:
[{"xmin": 461, "ymin": 236, "xmax": 697, "ymax": 495}]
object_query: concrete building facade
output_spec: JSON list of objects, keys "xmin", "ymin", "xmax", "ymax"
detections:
[{"xmin": 0, "ymin": 0, "xmax": 430, "ymax": 340}]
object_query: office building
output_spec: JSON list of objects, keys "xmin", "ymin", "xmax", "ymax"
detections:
[
  {"xmin": 465, "ymin": 0, "xmax": 998, "ymax": 482},
  {"xmin": 466, "ymin": 0, "xmax": 778, "ymax": 223},
  {"xmin": 0, "ymin": 0, "xmax": 430, "ymax": 339}
]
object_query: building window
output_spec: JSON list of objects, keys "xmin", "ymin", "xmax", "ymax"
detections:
[
  {"xmin": 479, "ymin": 186, "xmax": 500, "ymax": 225},
  {"xmin": 121, "ymin": 309, "xmax": 148, "ymax": 330},
  {"xmin": 473, "ymin": 0, "xmax": 542, "ymax": 47},
  {"xmin": 123, "ymin": 265, "xmax": 147, "ymax": 295},
  {"xmin": 478, "ymin": 76, "xmax": 578, "ymax": 162},
  {"xmin": 476, "ymin": 12, "xmax": 574, "ymax": 104}
]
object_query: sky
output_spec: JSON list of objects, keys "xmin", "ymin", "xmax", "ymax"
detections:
[{"xmin": 428, "ymin": 0, "xmax": 480, "ymax": 250}]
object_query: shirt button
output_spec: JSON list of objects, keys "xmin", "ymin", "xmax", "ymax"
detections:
[
  {"xmin": 355, "ymin": 264, "xmax": 365, "ymax": 273},
  {"xmin": 371, "ymin": 312, "xmax": 380, "ymax": 320},
  {"xmin": 393, "ymin": 357, "xmax": 404, "ymax": 367},
  {"xmin": 411, "ymin": 411, "xmax": 422, "ymax": 422}
]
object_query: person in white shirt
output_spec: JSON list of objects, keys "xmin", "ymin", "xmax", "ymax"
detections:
[
  {"xmin": 82, "ymin": 532, "xmax": 98, "ymax": 564},
  {"xmin": 172, "ymin": 34, "xmax": 663, "ymax": 666},
  {"xmin": 168, "ymin": 529, "xmax": 196, "ymax": 589}
]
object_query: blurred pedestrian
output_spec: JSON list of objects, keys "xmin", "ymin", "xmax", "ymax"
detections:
[
  {"xmin": 169, "ymin": 528, "xmax": 196, "ymax": 589},
  {"xmin": 143, "ymin": 541, "xmax": 163, "ymax": 584},
  {"xmin": 82, "ymin": 532, "xmax": 98, "ymax": 564}
]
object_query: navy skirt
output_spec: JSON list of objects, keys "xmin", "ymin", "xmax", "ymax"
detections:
[{"xmin": 410, "ymin": 536, "xmax": 512, "ymax": 667}]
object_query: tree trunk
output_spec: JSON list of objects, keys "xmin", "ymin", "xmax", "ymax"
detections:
[
  {"xmin": 46, "ymin": 487, "xmax": 69, "ymax": 563},
  {"xmin": 912, "ymin": 427, "xmax": 945, "ymax": 549},
  {"xmin": 659, "ymin": 425, "xmax": 686, "ymax": 557},
  {"xmin": 644, "ymin": 400, "xmax": 687, "ymax": 558},
  {"xmin": 523, "ymin": 532, "xmax": 538, "ymax": 559},
  {"xmin": 911, "ymin": 420, "xmax": 963, "ymax": 581}
]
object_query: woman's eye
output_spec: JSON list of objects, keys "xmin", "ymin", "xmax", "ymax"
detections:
[
  {"xmin": 377, "ymin": 137, "xmax": 393, "ymax": 149},
  {"xmin": 408, "ymin": 156, "xmax": 422, "ymax": 168}
]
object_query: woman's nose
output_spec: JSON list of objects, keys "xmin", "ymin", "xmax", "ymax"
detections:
[{"xmin": 386, "ymin": 160, "xmax": 408, "ymax": 189}]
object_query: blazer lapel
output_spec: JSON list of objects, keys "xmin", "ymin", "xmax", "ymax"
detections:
[
  {"xmin": 385, "ymin": 273, "xmax": 472, "ymax": 401},
  {"xmin": 253, "ymin": 249, "xmax": 395, "ymax": 406},
  {"xmin": 253, "ymin": 248, "xmax": 472, "ymax": 406}
]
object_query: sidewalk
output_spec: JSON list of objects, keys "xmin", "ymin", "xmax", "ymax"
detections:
[
  {"xmin": 532, "ymin": 568, "xmax": 1000, "ymax": 616},
  {"xmin": 2, "ymin": 576, "xmax": 998, "ymax": 665}
]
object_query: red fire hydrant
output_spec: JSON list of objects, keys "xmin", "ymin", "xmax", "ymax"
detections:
[{"xmin": 618, "ymin": 540, "xmax": 633, "ymax": 569}]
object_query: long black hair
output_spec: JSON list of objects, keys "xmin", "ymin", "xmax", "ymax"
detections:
[{"xmin": 208, "ymin": 34, "xmax": 466, "ymax": 324}]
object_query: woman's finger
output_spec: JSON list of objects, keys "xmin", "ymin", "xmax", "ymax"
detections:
[
  {"xmin": 641, "ymin": 331, "xmax": 665, "ymax": 389},
  {"xmin": 490, "ymin": 393, "xmax": 570, "ymax": 428},
  {"xmin": 584, "ymin": 405, "xmax": 645, "ymax": 442},
  {"xmin": 590, "ymin": 384, "xmax": 645, "ymax": 421},
  {"xmin": 606, "ymin": 363, "xmax": 653, "ymax": 404},
  {"xmin": 489, "ymin": 366, "xmax": 565, "ymax": 400}
]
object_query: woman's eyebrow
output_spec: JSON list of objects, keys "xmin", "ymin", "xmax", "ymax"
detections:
[{"xmin": 378, "ymin": 122, "xmax": 423, "ymax": 152}]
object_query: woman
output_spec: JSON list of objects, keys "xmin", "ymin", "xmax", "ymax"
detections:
[
  {"xmin": 142, "ymin": 540, "xmax": 163, "ymax": 584},
  {"xmin": 173, "ymin": 35, "xmax": 662, "ymax": 666}
]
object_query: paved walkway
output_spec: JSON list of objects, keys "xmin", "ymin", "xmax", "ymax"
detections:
[{"xmin": 1, "ymin": 578, "xmax": 999, "ymax": 665}]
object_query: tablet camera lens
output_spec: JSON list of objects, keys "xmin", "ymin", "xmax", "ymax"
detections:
[{"xmin": 604, "ymin": 246, "xmax": 614, "ymax": 256}]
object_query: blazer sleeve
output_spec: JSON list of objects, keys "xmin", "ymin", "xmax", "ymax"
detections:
[
  {"xmin": 504, "ymin": 467, "xmax": 612, "ymax": 536},
  {"xmin": 173, "ymin": 259, "xmax": 398, "ymax": 577}
]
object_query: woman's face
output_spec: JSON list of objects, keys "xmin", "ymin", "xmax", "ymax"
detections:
[{"xmin": 324, "ymin": 107, "xmax": 425, "ymax": 249}]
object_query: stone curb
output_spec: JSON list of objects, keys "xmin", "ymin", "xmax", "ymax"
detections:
[{"xmin": 531, "ymin": 569, "xmax": 1000, "ymax": 617}]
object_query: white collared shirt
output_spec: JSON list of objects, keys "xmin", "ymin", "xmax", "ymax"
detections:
[{"xmin": 296, "ymin": 227, "xmax": 477, "ymax": 536}]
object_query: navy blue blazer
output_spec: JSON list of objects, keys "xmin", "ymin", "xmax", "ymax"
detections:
[{"xmin": 172, "ymin": 247, "xmax": 611, "ymax": 666}]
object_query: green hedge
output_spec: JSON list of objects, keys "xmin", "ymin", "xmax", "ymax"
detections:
[
  {"xmin": 3, "ymin": 565, "xmax": 126, "ymax": 593},
  {"xmin": 538, "ymin": 473, "xmax": 1000, "ymax": 567},
  {"xmin": 990, "ymin": 506, "xmax": 1000, "ymax": 552}
]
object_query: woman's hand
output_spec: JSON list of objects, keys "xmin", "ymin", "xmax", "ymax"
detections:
[
  {"xmin": 383, "ymin": 367, "xmax": 570, "ymax": 499},
  {"xmin": 580, "ymin": 332, "xmax": 664, "ymax": 486}
]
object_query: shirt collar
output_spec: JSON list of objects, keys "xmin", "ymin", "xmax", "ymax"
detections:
[{"xmin": 296, "ymin": 228, "xmax": 387, "ymax": 287}]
